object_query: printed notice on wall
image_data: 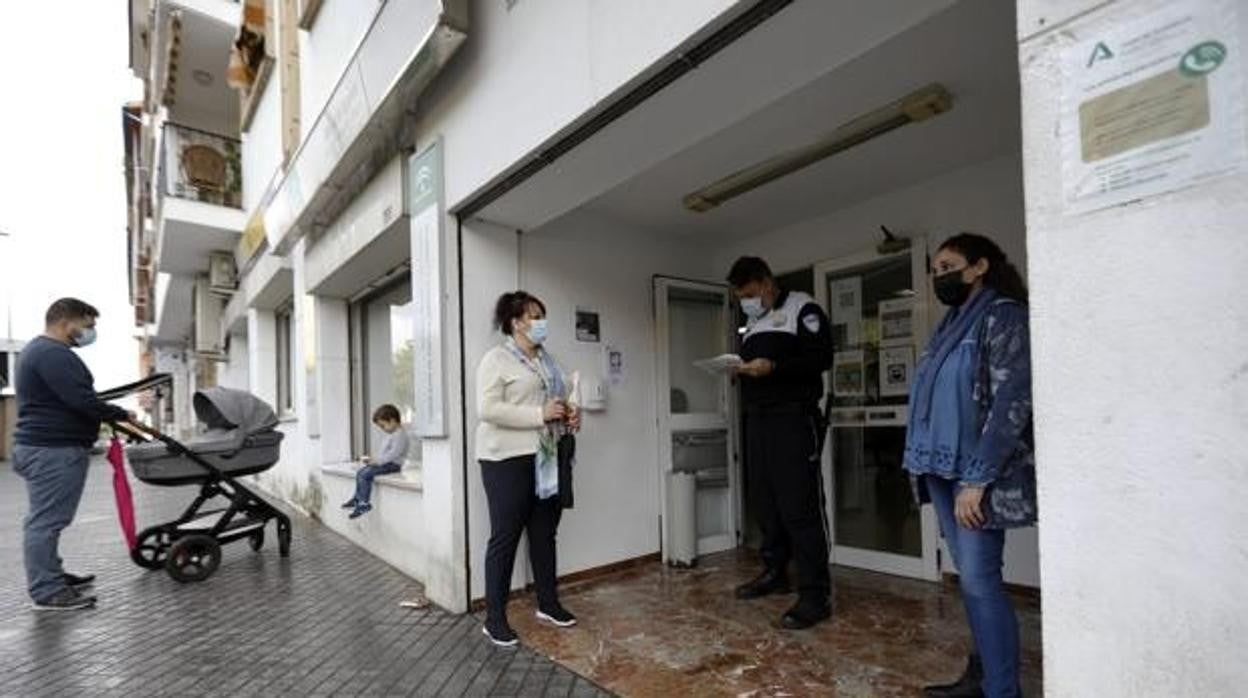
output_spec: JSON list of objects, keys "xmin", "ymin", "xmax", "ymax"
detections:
[
  {"xmin": 408, "ymin": 141, "xmax": 446, "ymax": 438},
  {"xmin": 1061, "ymin": 0, "xmax": 1245, "ymax": 214}
]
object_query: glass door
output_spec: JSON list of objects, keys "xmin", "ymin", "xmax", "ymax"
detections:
[
  {"xmin": 654, "ymin": 277, "xmax": 740, "ymax": 558},
  {"xmin": 814, "ymin": 243, "xmax": 939, "ymax": 580}
]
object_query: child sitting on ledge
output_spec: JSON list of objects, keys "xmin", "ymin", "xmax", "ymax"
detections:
[{"xmin": 342, "ymin": 404, "xmax": 409, "ymax": 519}]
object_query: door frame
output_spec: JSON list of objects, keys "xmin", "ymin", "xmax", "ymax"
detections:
[
  {"xmin": 813, "ymin": 239, "xmax": 941, "ymax": 581},
  {"xmin": 653, "ymin": 275, "xmax": 742, "ymax": 559}
]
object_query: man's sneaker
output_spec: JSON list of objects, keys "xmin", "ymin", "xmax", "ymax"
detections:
[
  {"xmin": 62, "ymin": 572, "xmax": 96, "ymax": 588},
  {"xmin": 536, "ymin": 605, "xmax": 578, "ymax": 628},
  {"xmin": 348, "ymin": 503, "xmax": 373, "ymax": 519},
  {"xmin": 340, "ymin": 499, "xmax": 358, "ymax": 510},
  {"xmin": 483, "ymin": 618, "xmax": 519, "ymax": 647},
  {"xmin": 33, "ymin": 588, "xmax": 96, "ymax": 612}
]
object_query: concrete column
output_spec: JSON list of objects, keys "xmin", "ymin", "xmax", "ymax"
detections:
[
  {"xmin": 315, "ymin": 297, "xmax": 351, "ymax": 464},
  {"xmin": 1018, "ymin": 0, "xmax": 1248, "ymax": 693},
  {"xmin": 247, "ymin": 309, "xmax": 278, "ymax": 407}
]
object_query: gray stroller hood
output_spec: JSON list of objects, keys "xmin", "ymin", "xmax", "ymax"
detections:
[{"xmin": 193, "ymin": 387, "xmax": 279, "ymax": 450}]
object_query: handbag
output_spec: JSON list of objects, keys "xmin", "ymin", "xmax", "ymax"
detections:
[{"xmin": 557, "ymin": 433, "xmax": 576, "ymax": 509}]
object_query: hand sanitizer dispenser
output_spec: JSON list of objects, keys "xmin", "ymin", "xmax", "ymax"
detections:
[{"xmin": 580, "ymin": 375, "xmax": 608, "ymax": 412}]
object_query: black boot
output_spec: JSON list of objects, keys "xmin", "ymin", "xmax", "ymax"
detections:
[
  {"xmin": 923, "ymin": 655, "xmax": 984, "ymax": 697},
  {"xmin": 734, "ymin": 569, "xmax": 791, "ymax": 600},
  {"xmin": 780, "ymin": 597, "xmax": 832, "ymax": 629}
]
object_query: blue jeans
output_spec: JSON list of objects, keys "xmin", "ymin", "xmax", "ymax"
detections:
[
  {"xmin": 353, "ymin": 462, "xmax": 401, "ymax": 505},
  {"xmin": 925, "ymin": 475, "xmax": 1021, "ymax": 698},
  {"xmin": 13, "ymin": 445, "xmax": 91, "ymax": 603}
]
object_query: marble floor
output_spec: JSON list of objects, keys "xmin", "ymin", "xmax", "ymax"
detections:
[{"xmin": 508, "ymin": 550, "xmax": 1042, "ymax": 697}]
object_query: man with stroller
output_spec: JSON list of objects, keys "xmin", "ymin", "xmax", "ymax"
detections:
[{"xmin": 13, "ymin": 298, "xmax": 132, "ymax": 611}]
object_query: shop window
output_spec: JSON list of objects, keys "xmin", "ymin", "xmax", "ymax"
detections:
[
  {"xmin": 275, "ymin": 303, "xmax": 294, "ymax": 416},
  {"xmin": 348, "ymin": 278, "xmax": 417, "ymax": 466}
]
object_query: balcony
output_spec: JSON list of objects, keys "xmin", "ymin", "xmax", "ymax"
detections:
[{"xmin": 155, "ymin": 122, "xmax": 247, "ymax": 276}]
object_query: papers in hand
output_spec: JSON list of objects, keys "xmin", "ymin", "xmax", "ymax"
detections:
[{"xmin": 694, "ymin": 354, "xmax": 743, "ymax": 375}]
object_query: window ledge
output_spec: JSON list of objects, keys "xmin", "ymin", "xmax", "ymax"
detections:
[{"xmin": 320, "ymin": 463, "xmax": 423, "ymax": 492}]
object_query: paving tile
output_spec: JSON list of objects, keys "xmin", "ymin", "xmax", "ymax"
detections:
[{"xmin": 0, "ymin": 459, "xmax": 608, "ymax": 697}]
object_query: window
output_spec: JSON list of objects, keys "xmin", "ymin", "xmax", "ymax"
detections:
[
  {"xmin": 349, "ymin": 277, "xmax": 417, "ymax": 464},
  {"xmin": 276, "ymin": 304, "xmax": 294, "ymax": 416}
]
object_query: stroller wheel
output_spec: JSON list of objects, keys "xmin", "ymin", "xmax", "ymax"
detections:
[
  {"xmin": 165, "ymin": 534, "xmax": 222, "ymax": 583},
  {"xmin": 248, "ymin": 530, "xmax": 264, "ymax": 552},
  {"xmin": 277, "ymin": 521, "xmax": 292, "ymax": 558},
  {"xmin": 132, "ymin": 527, "xmax": 173, "ymax": 570}
]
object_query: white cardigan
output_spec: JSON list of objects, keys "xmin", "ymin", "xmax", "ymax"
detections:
[{"xmin": 474, "ymin": 344, "xmax": 562, "ymax": 462}]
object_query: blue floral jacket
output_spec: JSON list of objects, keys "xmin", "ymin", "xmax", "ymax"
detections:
[{"xmin": 910, "ymin": 299, "xmax": 1037, "ymax": 528}]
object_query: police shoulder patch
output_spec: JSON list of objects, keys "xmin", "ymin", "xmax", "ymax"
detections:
[{"xmin": 802, "ymin": 312, "xmax": 821, "ymax": 333}]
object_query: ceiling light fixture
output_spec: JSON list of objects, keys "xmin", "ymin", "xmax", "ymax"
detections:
[
  {"xmin": 192, "ymin": 69, "xmax": 214, "ymax": 87},
  {"xmin": 683, "ymin": 83, "xmax": 954, "ymax": 213}
]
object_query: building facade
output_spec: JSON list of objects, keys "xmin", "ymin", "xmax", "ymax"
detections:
[{"xmin": 122, "ymin": 1, "xmax": 1248, "ymax": 694}]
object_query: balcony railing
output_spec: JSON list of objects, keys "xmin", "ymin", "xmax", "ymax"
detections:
[{"xmin": 159, "ymin": 122, "xmax": 243, "ymax": 210}]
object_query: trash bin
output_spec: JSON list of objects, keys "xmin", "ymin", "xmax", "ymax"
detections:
[{"xmin": 666, "ymin": 470, "xmax": 698, "ymax": 567}]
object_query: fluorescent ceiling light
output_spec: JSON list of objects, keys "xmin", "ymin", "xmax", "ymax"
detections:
[{"xmin": 683, "ymin": 83, "xmax": 953, "ymax": 213}]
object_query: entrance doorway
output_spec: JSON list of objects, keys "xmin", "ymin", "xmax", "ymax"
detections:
[
  {"xmin": 814, "ymin": 242, "xmax": 939, "ymax": 580},
  {"xmin": 654, "ymin": 277, "xmax": 741, "ymax": 562}
]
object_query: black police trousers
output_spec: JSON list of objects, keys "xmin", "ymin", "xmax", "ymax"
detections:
[{"xmin": 745, "ymin": 405, "xmax": 831, "ymax": 603}]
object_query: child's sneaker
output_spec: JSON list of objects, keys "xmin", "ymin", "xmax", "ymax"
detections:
[
  {"xmin": 348, "ymin": 503, "xmax": 373, "ymax": 519},
  {"xmin": 341, "ymin": 498, "xmax": 358, "ymax": 509},
  {"xmin": 483, "ymin": 618, "xmax": 519, "ymax": 647}
]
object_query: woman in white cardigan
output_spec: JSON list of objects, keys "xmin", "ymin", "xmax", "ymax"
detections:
[{"xmin": 476, "ymin": 291, "xmax": 581, "ymax": 647}]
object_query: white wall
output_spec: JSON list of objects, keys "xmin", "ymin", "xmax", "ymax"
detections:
[
  {"xmin": 1019, "ymin": 0, "xmax": 1248, "ymax": 694},
  {"xmin": 297, "ymin": 0, "xmax": 379, "ymax": 141},
  {"xmin": 713, "ymin": 154, "xmax": 1039, "ymax": 588},
  {"xmin": 417, "ymin": 0, "xmax": 742, "ymax": 211},
  {"xmin": 219, "ymin": 332, "xmax": 250, "ymax": 391},
  {"xmin": 462, "ymin": 209, "xmax": 713, "ymax": 601},
  {"xmin": 241, "ymin": 76, "xmax": 284, "ymax": 214}
]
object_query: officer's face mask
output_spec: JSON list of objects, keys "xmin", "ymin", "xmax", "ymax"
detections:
[
  {"xmin": 72, "ymin": 325, "xmax": 98, "ymax": 348},
  {"xmin": 933, "ymin": 269, "xmax": 974, "ymax": 307},
  {"xmin": 740, "ymin": 297, "xmax": 766, "ymax": 319}
]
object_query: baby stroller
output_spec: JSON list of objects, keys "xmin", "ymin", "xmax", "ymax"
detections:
[{"xmin": 108, "ymin": 380, "xmax": 291, "ymax": 583}]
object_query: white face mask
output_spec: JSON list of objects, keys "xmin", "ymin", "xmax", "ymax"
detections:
[
  {"xmin": 526, "ymin": 319, "xmax": 549, "ymax": 345},
  {"xmin": 740, "ymin": 297, "xmax": 766, "ymax": 319},
  {"xmin": 72, "ymin": 327, "xmax": 97, "ymax": 347}
]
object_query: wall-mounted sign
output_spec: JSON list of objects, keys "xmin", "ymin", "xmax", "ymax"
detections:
[
  {"xmin": 1062, "ymin": 0, "xmax": 1245, "ymax": 214},
  {"xmin": 408, "ymin": 141, "xmax": 446, "ymax": 438}
]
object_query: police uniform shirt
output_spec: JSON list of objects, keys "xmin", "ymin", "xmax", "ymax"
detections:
[{"xmin": 739, "ymin": 290, "xmax": 834, "ymax": 407}]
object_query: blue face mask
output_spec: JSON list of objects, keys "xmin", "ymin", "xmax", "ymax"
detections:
[
  {"xmin": 526, "ymin": 319, "xmax": 549, "ymax": 346},
  {"xmin": 740, "ymin": 297, "xmax": 766, "ymax": 319},
  {"xmin": 73, "ymin": 327, "xmax": 97, "ymax": 348}
]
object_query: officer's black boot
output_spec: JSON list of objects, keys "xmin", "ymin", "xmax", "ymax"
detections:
[
  {"xmin": 734, "ymin": 568, "xmax": 791, "ymax": 600},
  {"xmin": 923, "ymin": 655, "xmax": 984, "ymax": 697},
  {"xmin": 780, "ymin": 596, "xmax": 831, "ymax": 629}
]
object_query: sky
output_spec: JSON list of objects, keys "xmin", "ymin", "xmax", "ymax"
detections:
[{"xmin": 0, "ymin": 3, "xmax": 142, "ymax": 390}]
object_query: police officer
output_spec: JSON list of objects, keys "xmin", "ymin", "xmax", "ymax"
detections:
[{"xmin": 728, "ymin": 256, "xmax": 833, "ymax": 629}]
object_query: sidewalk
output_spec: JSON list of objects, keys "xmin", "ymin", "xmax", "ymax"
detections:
[{"xmin": 0, "ymin": 458, "xmax": 607, "ymax": 697}]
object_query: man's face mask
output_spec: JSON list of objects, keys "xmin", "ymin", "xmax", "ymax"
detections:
[
  {"xmin": 740, "ymin": 296, "xmax": 766, "ymax": 319},
  {"xmin": 72, "ymin": 325, "xmax": 97, "ymax": 347}
]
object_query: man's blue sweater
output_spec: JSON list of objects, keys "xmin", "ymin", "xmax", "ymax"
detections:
[{"xmin": 15, "ymin": 336, "xmax": 128, "ymax": 447}]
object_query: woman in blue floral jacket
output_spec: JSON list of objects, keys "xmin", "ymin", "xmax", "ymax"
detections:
[{"xmin": 905, "ymin": 233, "xmax": 1035, "ymax": 698}]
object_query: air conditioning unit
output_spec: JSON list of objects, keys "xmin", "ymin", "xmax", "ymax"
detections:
[
  {"xmin": 193, "ymin": 276, "xmax": 226, "ymax": 360},
  {"xmin": 208, "ymin": 252, "xmax": 237, "ymax": 296}
]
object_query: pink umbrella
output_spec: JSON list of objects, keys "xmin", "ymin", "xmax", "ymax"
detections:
[{"xmin": 107, "ymin": 437, "xmax": 138, "ymax": 551}]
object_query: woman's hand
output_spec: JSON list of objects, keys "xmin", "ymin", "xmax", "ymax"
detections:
[
  {"xmin": 955, "ymin": 486, "xmax": 987, "ymax": 530},
  {"xmin": 543, "ymin": 399, "xmax": 568, "ymax": 422},
  {"xmin": 566, "ymin": 406, "xmax": 582, "ymax": 433}
]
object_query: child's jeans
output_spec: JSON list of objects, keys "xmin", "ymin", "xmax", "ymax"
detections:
[{"xmin": 354, "ymin": 462, "xmax": 401, "ymax": 505}]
